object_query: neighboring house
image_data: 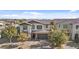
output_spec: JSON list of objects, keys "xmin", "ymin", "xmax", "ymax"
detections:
[
  {"xmin": 54, "ymin": 19, "xmax": 79, "ymax": 40},
  {"xmin": 70, "ymin": 20, "xmax": 79, "ymax": 41},
  {"xmin": 0, "ymin": 21, "xmax": 5, "ymax": 38}
]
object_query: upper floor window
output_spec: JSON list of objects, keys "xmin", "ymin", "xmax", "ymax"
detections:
[
  {"xmin": 32, "ymin": 25, "xmax": 35, "ymax": 29},
  {"xmin": 37, "ymin": 25, "xmax": 42, "ymax": 29},
  {"xmin": 76, "ymin": 25, "xmax": 79, "ymax": 29},
  {"xmin": 63, "ymin": 24, "xmax": 68, "ymax": 29},
  {"xmin": 46, "ymin": 25, "xmax": 48, "ymax": 28},
  {"xmin": 23, "ymin": 25, "xmax": 27, "ymax": 30}
]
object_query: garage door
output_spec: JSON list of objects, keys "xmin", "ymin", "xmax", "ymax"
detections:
[{"xmin": 37, "ymin": 34, "xmax": 48, "ymax": 40}]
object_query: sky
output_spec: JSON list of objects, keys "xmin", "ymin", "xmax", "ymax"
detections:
[{"xmin": 0, "ymin": 10, "xmax": 79, "ymax": 19}]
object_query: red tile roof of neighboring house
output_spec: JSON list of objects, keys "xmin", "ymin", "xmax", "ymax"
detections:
[{"xmin": 54, "ymin": 18, "xmax": 79, "ymax": 24}]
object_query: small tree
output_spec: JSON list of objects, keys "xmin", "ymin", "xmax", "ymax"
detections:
[
  {"xmin": 1, "ymin": 26, "xmax": 17, "ymax": 44},
  {"xmin": 49, "ymin": 30, "xmax": 69, "ymax": 48},
  {"xmin": 50, "ymin": 21, "xmax": 57, "ymax": 30},
  {"xmin": 49, "ymin": 21, "xmax": 69, "ymax": 48}
]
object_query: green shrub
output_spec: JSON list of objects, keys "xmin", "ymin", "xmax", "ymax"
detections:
[{"xmin": 17, "ymin": 32, "xmax": 29, "ymax": 42}]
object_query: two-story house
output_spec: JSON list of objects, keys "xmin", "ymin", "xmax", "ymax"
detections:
[
  {"xmin": 28, "ymin": 20, "xmax": 51, "ymax": 40},
  {"xmin": 19, "ymin": 20, "xmax": 52, "ymax": 40}
]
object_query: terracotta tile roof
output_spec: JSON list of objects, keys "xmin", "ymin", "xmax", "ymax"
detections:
[
  {"xmin": 20, "ymin": 22, "xmax": 31, "ymax": 25},
  {"xmin": 28, "ymin": 19, "xmax": 52, "ymax": 24},
  {"xmin": 54, "ymin": 18, "xmax": 79, "ymax": 24}
]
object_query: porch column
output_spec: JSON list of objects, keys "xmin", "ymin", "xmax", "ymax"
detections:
[
  {"xmin": 35, "ymin": 25, "xmax": 37, "ymax": 30},
  {"xmin": 20, "ymin": 26, "xmax": 23, "ymax": 32},
  {"xmin": 72, "ymin": 25, "xmax": 76, "ymax": 40},
  {"xmin": 35, "ymin": 34, "xmax": 37, "ymax": 40}
]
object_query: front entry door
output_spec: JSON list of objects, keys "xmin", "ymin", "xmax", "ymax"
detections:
[{"xmin": 75, "ymin": 33, "xmax": 79, "ymax": 43}]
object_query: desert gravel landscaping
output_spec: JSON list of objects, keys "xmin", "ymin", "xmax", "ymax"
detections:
[{"xmin": 0, "ymin": 39, "xmax": 78, "ymax": 49}]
